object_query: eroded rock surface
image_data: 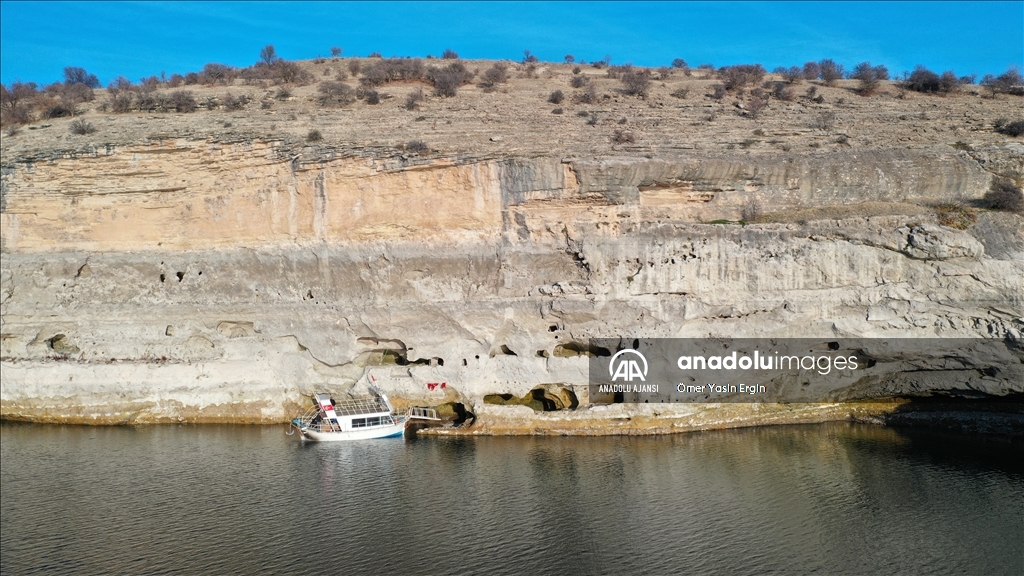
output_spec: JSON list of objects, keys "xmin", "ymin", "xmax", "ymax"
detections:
[{"xmin": 1, "ymin": 140, "xmax": 1021, "ymax": 429}]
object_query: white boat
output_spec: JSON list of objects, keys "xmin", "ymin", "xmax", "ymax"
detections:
[{"xmin": 290, "ymin": 387, "xmax": 439, "ymax": 442}]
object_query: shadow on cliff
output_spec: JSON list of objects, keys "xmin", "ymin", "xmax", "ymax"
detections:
[{"xmin": 875, "ymin": 392, "xmax": 1024, "ymax": 438}]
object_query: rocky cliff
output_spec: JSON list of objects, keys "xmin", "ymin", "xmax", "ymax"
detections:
[{"xmin": 1, "ymin": 137, "xmax": 1022, "ymax": 431}]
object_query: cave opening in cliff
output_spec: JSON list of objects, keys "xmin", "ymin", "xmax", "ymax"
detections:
[
  {"xmin": 176, "ymin": 272, "xmax": 184, "ymax": 282},
  {"xmin": 432, "ymin": 402, "xmax": 474, "ymax": 426},
  {"xmin": 553, "ymin": 341, "xmax": 611, "ymax": 357},
  {"xmin": 483, "ymin": 386, "xmax": 579, "ymax": 411},
  {"xmin": 490, "ymin": 344, "xmax": 518, "ymax": 357}
]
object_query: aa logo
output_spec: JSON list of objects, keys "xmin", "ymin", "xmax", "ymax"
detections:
[{"xmin": 609, "ymin": 349, "xmax": 648, "ymax": 382}]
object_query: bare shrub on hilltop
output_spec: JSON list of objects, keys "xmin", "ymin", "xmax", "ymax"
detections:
[
  {"xmin": 404, "ymin": 88, "xmax": 425, "ymax": 110},
  {"xmin": 317, "ymin": 81, "xmax": 356, "ymax": 106},
  {"xmin": 620, "ymin": 69, "xmax": 651, "ymax": 97},
  {"xmin": 802, "ymin": 61, "xmax": 821, "ymax": 81},
  {"xmin": 442, "ymin": 48, "xmax": 459, "ymax": 60},
  {"xmin": 260, "ymin": 45, "xmax": 280, "ymax": 66},
  {"xmin": 1, "ymin": 82, "xmax": 37, "ymax": 125},
  {"xmin": 745, "ymin": 89, "xmax": 768, "ymax": 119},
  {"xmin": 361, "ymin": 58, "xmax": 426, "ymax": 87},
  {"xmin": 775, "ymin": 66, "xmax": 803, "ymax": 83},
  {"xmin": 670, "ymin": 87, "xmax": 690, "ymax": 99},
  {"xmin": 480, "ymin": 63, "xmax": 509, "ymax": 89},
  {"xmin": 981, "ymin": 67, "xmax": 1024, "ymax": 96},
  {"xmin": 983, "ymin": 179, "xmax": 1024, "ymax": 213},
  {"xmin": 427, "ymin": 62, "xmax": 473, "ymax": 97},
  {"xmin": 573, "ymin": 83, "xmax": 598, "ymax": 104},
  {"xmin": 222, "ymin": 93, "xmax": 249, "ymax": 111},
  {"xmin": 570, "ymin": 74, "xmax": 589, "ymax": 88},
  {"xmin": 611, "ymin": 129, "xmax": 636, "ymax": 144},
  {"xmin": 718, "ymin": 64, "xmax": 766, "ymax": 91},
  {"xmin": 818, "ymin": 59, "xmax": 844, "ymax": 85},
  {"xmin": 548, "ymin": 90, "xmax": 564, "ymax": 104},
  {"xmin": 169, "ymin": 90, "xmax": 197, "ymax": 112},
  {"xmin": 769, "ymin": 81, "xmax": 795, "ymax": 101},
  {"xmin": 405, "ymin": 140, "xmax": 429, "ymax": 154},
  {"xmin": 903, "ymin": 66, "xmax": 961, "ymax": 94},
  {"xmin": 69, "ymin": 118, "xmax": 96, "ymax": 135},
  {"xmin": 200, "ymin": 63, "xmax": 235, "ymax": 85},
  {"xmin": 994, "ymin": 118, "xmax": 1024, "ymax": 137},
  {"xmin": 63, "ymin": 67, "xmax": 100, "ymax": 88},
  {"xmin": 851, "ymin": 62, "xmax": 889, "ymax": 95}
]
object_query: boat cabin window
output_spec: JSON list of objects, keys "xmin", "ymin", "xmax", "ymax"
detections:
[{"xmin": 351, "ymin": 416, "xmax": 390, "ymax": 428}]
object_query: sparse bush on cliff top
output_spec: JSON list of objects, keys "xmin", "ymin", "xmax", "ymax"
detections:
[
  {"xmin": 222, "ymin": 92, "xmax": 248, "ymax": 111},
  {"xmin": 405, "ymin": 139, "xmax": 429, "ymax": 154},
  {"xmin": 360, "ymin": 58, "xmax": 426, "ymax": 87},
  {"xmin": 903, "ymin": 65, "xmax": 958, "ymax": 94},
  {"xmin": 442, "ymin": 48, "xmax": 459, "ymax": 60},
  {"xmin": 775, "ymin": 66, "xmax": 802, "ymax": 83},
  {"xmin": 260, "ymin": 45, "xmax": 280, "ymax": 66},
  {"xmin": 404, "ymin": 88, "xmax": 425, "ymax": 110},
  {"xmin": 481, "ymin": 63, "xmax": 509, "ymax": 87},
  {"xmin": 317, "ymin": 81, "xmax": 355, "ymax": 106},
  {"xmin": 330, "ymin": 46, "xmax": 342, "ymax": 58},
  {"xmin": 802, "ymin": 61, "xmax": 821, "ymax": 81},
  {"xmin": 427, "ymin": 62, "xmax": 473, "ymax": 97},
  {"xmin": 63, "ymin": 66, "xmax": 100, "ymax": 89},
  {"xmin": 620, "ymin": 69, "xmax": 651, "ymax": 97},
  {"xmin": 983, "ymin": 179, "xmax": 1024, "ymax": 213},
  {"xmin": 611, "ymin": 129, "xmax": 636, "ymax": 144},
  {"xmin": 994, "ymin": 119, "xmax": 1024, "ymax": 137},
  {"xmin": 981, "ymin": 67, "xmax": 1024, "ymax": 96},
  {"xmin": 169, "ymin": 90, "xmax": 197, "ymax": 112},
  {"xmin": 200, "ymin": 62, "xmax": 235, "ymax": 85},
  {"xmin": 69, "ymin": 118, "xmax": 96, "ymax": 135},
  {"xmin": 818, "ymin": 59, "xmax": 844, "ymax": 85},
  {"xmin": 1, "ymin": 82, "xmax": 37, "ymax": 125},
  {"xmin": 109, "ymin": 92, "xmax": 133, "ymax": 113},
  {"xmin": 851, "ymin": 62, "xmax": 889, "ymax": 95},
  {"xmin": 718, "ymin": 64, "xmax": 766, "ymax": 91},
  {"xmin": 574, "ymin": 83, "xmax": 598, "ymax": 104}
]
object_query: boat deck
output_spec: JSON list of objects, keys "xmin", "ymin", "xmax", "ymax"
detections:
[{"xmin": 331, "ymin": 397, "xmax": 390, "ymax": 415}]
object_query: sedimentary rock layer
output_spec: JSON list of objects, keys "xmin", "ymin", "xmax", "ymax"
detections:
[{"xmin": 1, "ymin": 140, "xmax": 1021, "ymax": 427}]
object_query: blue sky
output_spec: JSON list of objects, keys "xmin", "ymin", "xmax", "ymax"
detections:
[{"xmin": 1, "ymin": 1, "xmax": 1021, "ymax": 86}]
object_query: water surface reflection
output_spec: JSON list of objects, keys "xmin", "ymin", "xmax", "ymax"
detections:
[{"xmin": 2, "ymin": 422, "xmax": 1021, "ymax": 575}]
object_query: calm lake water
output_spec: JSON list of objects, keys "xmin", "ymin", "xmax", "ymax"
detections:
[{"xmin": 2, "ymin": 421, "xmax": 1022, "ymax": 575}]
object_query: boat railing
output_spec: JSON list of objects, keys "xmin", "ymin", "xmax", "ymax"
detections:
[{"xmin": 407, "ymin": 407, "xmax": 440, "ymax": 421}]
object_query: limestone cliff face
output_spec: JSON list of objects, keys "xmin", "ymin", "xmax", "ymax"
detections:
[{"xmin": 1, "ymin": 139, "xmax": 1021, "ymax": 428}]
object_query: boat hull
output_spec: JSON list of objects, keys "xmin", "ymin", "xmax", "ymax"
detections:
[{"xmin": 299, "ymin": 422, "xmax": 405, "ymax": 442}]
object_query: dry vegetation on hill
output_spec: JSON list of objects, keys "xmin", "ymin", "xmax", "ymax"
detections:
[
  {"xmin": 2, "ymin": 52, "xmax": 1022, "ymax": 162},
  {"xmin": 3, "ymin": 52, "xmax": 1024, "ymax": 221}
]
